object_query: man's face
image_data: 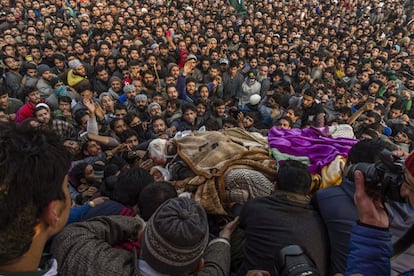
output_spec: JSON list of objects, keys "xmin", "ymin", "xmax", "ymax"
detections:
[
  {"xmin": 136, "ymin": 99, "xmax": 147, "ymax": 112},
  {"xmin": 111, "ymin": 81, "xmax": 122, "ymax": 92},
  {"xmin": 35, "ymin": 108, "xmax": 51, "ymax": 124},
  {"xmin": 166, "ymin": 103, "xmax": 177, "ymax": 116},
  {"xmin": 186, "ymin": 82, "xmax": 196, "ymax": 95},
  {"xmin": 41, "ymin": 70, "xmax": 53, "ymax": 81},
  {"xmin": 302, "ymin": 95, "xmax": 314, "ymax": 108},
  {"xmin": 97, "ymin": 70, "xmax": 109, "ymax": 81},
  {"xmin": 115, "ymin": 108, "xmax": 127, "ymax": 118},
  {"xmin": 80, "ymin": 90, "xmax": 93, "ymax": 100},
  {"xmin": 4, "ymin": 57, "xmax": 19, "ymax": 70},
  {"xmin": 216, "ymin": 105, "xmax": 225, "ymax": 117},
  {"xmin": 85, "ymin": 141, "xmax": 102, "ymax": 156},
  {"xmin": 64, "ymin": 140, "xmax": 81, "ymax": 156},
  {"xmin": 74, "ymin": 66, "xmax": 87, "ymax": 77},
  {"xmin": 152, "ymin": 118, "xmax": 166, "ymax": 134},
  {"xmin": 59, "ymin": 101, "xmax": 71, "ymax": 112},
  {"xmin": 101, "ymin": 96, "xmax": 114, "ymax": 112},
  {"xmin": 388, "ymin": 109, "xmax": 402, "ymax": 119},
  {"xmin": 27, "ymin": 90, "xmax": 41, "ymax": 104},
  {"xmin": 183, "ymin": 109, "xmax": 196, "ymax": 124},
  {"xmin": 126, "ymin": 135, "xmax": 139, "ymax": 148},
  {"xmin": 126, "ymin": 89, "xmax": 137, "ymax": 100},
  {"xmin": 0, "ymin": 94, "xmax": 8, "ymax": 108}
]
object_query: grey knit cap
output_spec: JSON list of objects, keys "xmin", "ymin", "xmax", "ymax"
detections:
[
  {"xmin": 123, "ymin": 84, "xmax": 136, "ymax": 93},
  {"xmin": 135, "ymin": 94, "xmax": 148, "ymax": 102},
  {"xmin": 147, "ymin": 102, "xmax": 161, "ymax": 113},
  {"xmin": 68, "ymin": 59, "xmax": 83, "ymax": 70},
  {"xmin": 141, "ymin": 197, "xmax": 209, "ymax": 275}
]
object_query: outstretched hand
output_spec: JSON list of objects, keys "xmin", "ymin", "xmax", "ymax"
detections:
[{"xmin": 354, "ymin": 170, "xmax": 389, "ymax": 228}]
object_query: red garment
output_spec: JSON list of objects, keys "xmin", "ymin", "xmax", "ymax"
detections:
[{"xmin": 15, "ymin": 101, "xmax": 36, "ymax": 123}]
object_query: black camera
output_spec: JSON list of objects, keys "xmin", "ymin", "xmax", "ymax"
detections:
[
  {"xmin": 276, "ymin": 245, "xmax": 319, "ymax": 276},
  {"xmin": 347, "ymin": 150, "xmax": 404, "ymax": 202}
]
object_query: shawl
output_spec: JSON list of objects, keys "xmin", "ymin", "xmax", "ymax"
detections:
[
  {"xmin": 268, "ymin": 127, "xmax": 357, "ymax": 175},
  {"xmin": 172, "ymin": 130, "xmax": 277, "ymax": 214}
]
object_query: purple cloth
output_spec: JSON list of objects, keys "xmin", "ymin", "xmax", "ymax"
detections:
[{"xmin": 268, "ymin": 127, "xmax": 358, "ymax": 174}]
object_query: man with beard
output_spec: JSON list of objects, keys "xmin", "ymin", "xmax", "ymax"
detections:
[
  {"xmin": 34, "ymin": 103, "xmax": 76, "ymax": 140},
  {"xmin": 107, "ymin": 76, "xmax": 123, "ymax": 102},
  {"xmin": 92, "ymin": 65, "xmax": 110, "ymax": 95},
  {"xmin": 51, "ymin": 53, "xmax": 67, "ymax": 75},
  {"xmin": 257, "ymin": 65, "xmax": 271, "ymax": 97},
  {"xmin": 2, "ymin": 55, "xmax": 23, "ymax": 99},
  {"xmin": 164, "ymin": 99, "xmax": 182, "ymax": 126},
  {"xmin": 63, "ymin": 59, "xmax": 90, "ymax": 92},
  {"xmin": 135, "ymin": 94, "xmax": 150, "ymax": 122},
  {"xmin": 124, "ymin": 84, "xmax": 139, "ymax": 114},
  {"xmin": 36, "ymin": 64, "xmax": 55, "ymax": 101}
]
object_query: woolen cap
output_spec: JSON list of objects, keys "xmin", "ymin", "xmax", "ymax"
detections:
[{"xmin": 141, "ymin": 197, "xmax": 209, "ymax": 275}]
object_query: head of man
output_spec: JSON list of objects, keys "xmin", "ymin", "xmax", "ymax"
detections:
[
  {"xmin": 0, "ymin": 123, "xmax": 71, "ymax": 271},
  {"xmin": 34, "ymin": 104, "xmax": 52, "ymax": 125},
  {"xmin": 99, "ymin": 93, "xmax": 115, "ymax": 113},
  {"xmin": 68, "ymin": 59, "xmax": 86, "ymax": 77},
  {"xmin": 141, "ymin": 197, "xmax": 208, "ymax": 275},
  {"xmin": 152, "ymin": 116, "xmax": 167, "ymax": 135},
  {"xmin": 135, "ymin": 94, "xmax": 148, "ymax": 113},
  {"xmin": 24, "ymin": 87, "xmax": 41, "ymax": 105},
  {"xmin": 182, "ymin": 104, "xmax": 197, "ymax": 125},
  {"xmin": 119, "ymin": 129, "xmax": 139, "ymax": 149},
  {"xmin": 0, "ymin": 88, "xmax": 9, "ymax": 109},
  {"xmin": 276, "ymin": 159, "xmax": 311, "ymax": 195}
]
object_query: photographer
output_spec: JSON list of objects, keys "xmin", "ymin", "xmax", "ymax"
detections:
[{"xmin": 345, "ymin": 152, "xmax": 414, "ymax": 275}]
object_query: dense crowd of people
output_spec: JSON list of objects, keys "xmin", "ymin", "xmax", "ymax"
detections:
[{"xmin": 1, "ymin": 0, "xmax": 414, "ymax": 274}]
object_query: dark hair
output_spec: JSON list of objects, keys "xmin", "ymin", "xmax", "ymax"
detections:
[
  {"xmin": 138, "ymin": 182, "xmax": 178, "ymax": 221},
  {"xmin": 119, "ymin": 129, "xmax": 138, "ymax": 143},
  {"xmin": 114, "ymin": 103, "xmax": 128, "ymax": 112},
  {"xmin": 181, "ymin": 103, "xmax": 197, "ymax": 113},
  {"xmin": 58, "ymin": 96, "xmax": 72, "ymax": 104},
  {"xmin": 0, "ymin": 123, "xmax": 71, "ymax": 265},
  {"xmin": 112, "ymin": 168, "xmax": 153, "ymax": 207},
  {"xmin": 347, "ymin": 139, "xmax": 385, "ymax": 165},
  {"xmin": 276, "ymin": 160, "xmax": 311, "ymax": 194},
  {"xmin": 74, "ymin": 108, "xmax": 89, "ymax": 126}
]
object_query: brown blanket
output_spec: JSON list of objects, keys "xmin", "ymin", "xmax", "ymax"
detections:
[{"xmin": 173, "ymin": 130, "xmax": 277, "ymax": 214}]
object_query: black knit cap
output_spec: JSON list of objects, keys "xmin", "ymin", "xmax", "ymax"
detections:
[{"xmin": 141, "ymin": 197, "xmax": 209, "ymax": 275}]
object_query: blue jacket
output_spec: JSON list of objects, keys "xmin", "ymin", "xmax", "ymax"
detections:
[{"xmin": 345, "ymin": 223, "xmax": 392, "ymax": 276}]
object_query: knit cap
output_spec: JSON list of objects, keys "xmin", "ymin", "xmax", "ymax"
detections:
[
  {"xmin": 123, "ymin": 84, "xmax": 135, "ymax": 94},
  {"xmin": 147, "ymin": 102, "xmax": 161, "ymax": 113},
  {"xmin": 109, "ymin": 76, "xmax": 122, "ymax": 84},
  {"xmin": 135, "ymin": 94, "xmax": 148, "ymax": 102},
  {"xmin": 37, "ymin": 64, "xmax": 51, "ymax": 76},
  {"xmin": 141, "ymin": 197, "xmax": 209, "ymax": 275},
  {"xmin": 68, "ymin": 59, "xmax": 83, "ymax": 70}
]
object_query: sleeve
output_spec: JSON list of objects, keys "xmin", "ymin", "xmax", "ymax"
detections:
[
  {"xmin": 197, "ymin": 238, "xmax": 231, "ymax": 276},
  {"xmin": 176, "ymin": 75, "xmax": 186, "ymax": 100},
  {"xmin": 51, "ymin": 216, "xmax": 144, "ymax": 276},
  {"xmin": 345, "ymin": 222, "xmax": 392, "ymax": 276}
]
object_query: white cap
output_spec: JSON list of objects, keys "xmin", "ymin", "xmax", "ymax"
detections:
[{"xmin": 249, "ymin": 94, "xmax": 261, "ymax": 105}]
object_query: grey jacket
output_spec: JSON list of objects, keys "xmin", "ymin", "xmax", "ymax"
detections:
[{"xmin": 51, "ymin": 216, "xmax": 231, "ymax": 276}]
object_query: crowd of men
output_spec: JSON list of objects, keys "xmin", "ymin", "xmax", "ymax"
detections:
[{"xmin": 1, "ymin": 0, "xmax": 414, "ymax": 274}]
